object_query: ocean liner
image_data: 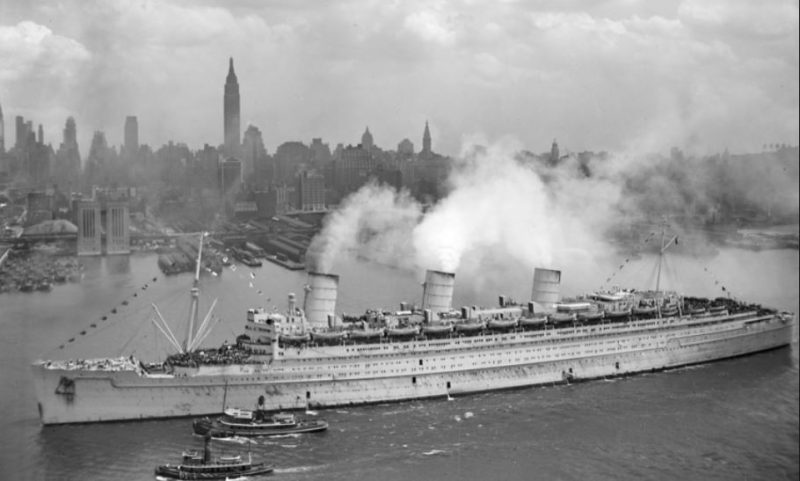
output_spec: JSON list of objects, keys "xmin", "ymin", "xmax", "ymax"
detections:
[{"xmin": 31, "ymin": 236, "xmax": 796, "ymax": 425}]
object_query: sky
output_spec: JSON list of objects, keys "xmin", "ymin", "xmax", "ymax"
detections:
[{"xmin": 0, "ymin": 0, "xmax": 797, "ymax": 158}]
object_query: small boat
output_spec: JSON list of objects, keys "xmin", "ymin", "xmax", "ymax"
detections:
[
  {"xmin": 279, "ymin": 333, "xmax": 311, "ymax": 344},
  {"xmin": 422, "ymin": 324, "xmax": 453, "ymax": 337},
  {"xmin": 155, "ymin": 435, "xmax": 273, "ymax": 479},
  {"xmin": 519, "ymin": 317, "xmax": 547, "ymax": 330},
  {"xmin": 486, "ymin": 319, "xmax": 518, "ymax": 331},
  {"xmin": 548, "ymin": 312, "xmax": 574, "ymax": 324},
  {"xmin": 349, "ymin": 328, "xmax": 384, "ymax": 341},
  {"xmin": 603, "ymin": 308, "xmax": 630, "ymax": 319},
  {"xmin": 632, "ymin": 306, "xmax": 657, "ymax": 317},
  {"xmin": 660, "ymin": 307, "xmax": 679, "ymax": 318},
  {"xmin": 193, "ymin": 408, "xmax": 328, "ymax": 438},
  {"xmin": 454, "ymin": 321, "xmax": 484, "ymax": 335},
  {"xmin": 577, "ymin": 311, "xmax": 604, "ymax": 323},
  {"xmin": 386, "ymin": 326, "xmax": 419, "ymax": 338},
  {"xmin": 686, "ymin": 306, "xmax": 707, "ymax": 316},
  {"xmin": 311, "ymin": 331, "xmax": 346, "ymax": 344}
]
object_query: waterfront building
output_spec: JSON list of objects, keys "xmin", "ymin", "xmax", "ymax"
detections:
[
  {"xmin": 224, "ymin": 58, "xmax": 241, "ymax": 158},
  {"xmin": 296, "ymin": 170, "xmax": 326, "ymax": 212}
]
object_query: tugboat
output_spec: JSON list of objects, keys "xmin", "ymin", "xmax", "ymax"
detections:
[
  {"xmin": 155, "ymin": 435, "xmax": 273, "ymax": 480},
  {"xmin": 193, "ymin": 404, "xmax": 328, "ymax": 438}
]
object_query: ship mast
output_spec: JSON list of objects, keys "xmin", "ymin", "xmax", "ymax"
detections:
[
  {"xmin": 655, "ymin": 222, "xmax": 678, "ymax": 295},
  {"xmin": 184, "ymin": 232, "xmax": 205, "ymax": 352}
]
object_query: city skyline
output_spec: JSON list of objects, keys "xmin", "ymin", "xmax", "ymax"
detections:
[{"xmin": 0, "ymin": 0, "xmax": 798, "ymax": 157}]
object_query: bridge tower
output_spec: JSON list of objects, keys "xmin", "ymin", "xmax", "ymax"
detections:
[
  {"xmin": 76, "ymin": 200, "xmax": 102, "ymax": 255},
  {"xmin": 105, "ymin": 201, "xmax": 130, "ymax": 254}
]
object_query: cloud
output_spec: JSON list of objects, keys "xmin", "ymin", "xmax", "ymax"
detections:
[
  {"xmin": 0, "ymin": 21, "xmax": 90, "ymax": 85},
  {"xmin": 0, "ymin": 0, "xmax": 796, "ymax": 155}
]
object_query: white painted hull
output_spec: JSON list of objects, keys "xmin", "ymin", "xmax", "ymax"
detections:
[{"xmin": 32, "ymin": 312, "xmax": 795, "ymax": 425}]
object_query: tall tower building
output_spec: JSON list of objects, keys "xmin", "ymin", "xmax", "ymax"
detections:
[
  {"xmin": 64, "ymin": 117, "xmax": 77, "ymax": 145},
  {"xmin": 56, "ymin": 117, "xmax": 81, "ymax": 184},
  {"xmin": 124, "ymin": 116, "xmax": 139, "ymax": 152},
  {"xmin": 223, "ymin": 57, "xmax": 241, "ymax": 157},
  {"xmin": 0, "ymin": 102, "xmax": 5, "ymax": 153},
  {"xmin": 361, "ymin": 127, "xmax": 374, "ymax": 152},
  {"xmin": 549, "ymin": 138, "xmax": 560, "ymax": 165},
  {"xmin": 422, "ymin": 121, "xmax": 432, "ymax": 155}
]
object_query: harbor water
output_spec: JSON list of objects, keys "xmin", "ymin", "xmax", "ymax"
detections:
[{"xmin": 0, "ymin": 249, "xmax": 797, "ymax": 480}]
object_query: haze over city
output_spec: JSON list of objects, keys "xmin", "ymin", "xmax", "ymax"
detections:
[{"xmin": 1, "ymin": 0, "xmax": 798, "ymax": 156}]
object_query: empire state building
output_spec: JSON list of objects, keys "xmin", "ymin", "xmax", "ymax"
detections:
[{"xmin": 223, "ymin": 57, "xmax": 241, "ymax": 157}]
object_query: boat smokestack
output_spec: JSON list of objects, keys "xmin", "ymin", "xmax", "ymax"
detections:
[
  {"xmin": 422, "ymin": 270, "xmax": 455, "ymax": 314},
  {"xmin": 531, "ymin": 268, "xmax": 561, "ymax": 312},
  {"xmin": 303, "ymin": 272, "xmax": 339, "ymax": 329}
]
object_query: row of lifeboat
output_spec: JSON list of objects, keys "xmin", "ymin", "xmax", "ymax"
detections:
[{"xmin": 277, "ymin": 303, "xmax": 724, "ymax": 346}]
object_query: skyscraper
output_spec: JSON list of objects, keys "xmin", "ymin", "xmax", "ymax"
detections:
[
  {"xmin": 224, "ymin": 57, "xmax": 241, "ymax": 157},
  {"xmin": 0, "ymin": 102, "xmax": 5, "ymax": 153},
  {"xmin": 124, "ymin": 116, "xmax": 139, "ymax": 152},
  {"xmin": 56, "ymin": 117, "xmax": 81, "ymax": 184},
  {"xmin": 422, "ymin": 121, "xmax": 432, "ymax": 156},
  {"xmin": 361, "ymin": 127, "xmax": 374, "ymax": 152}
]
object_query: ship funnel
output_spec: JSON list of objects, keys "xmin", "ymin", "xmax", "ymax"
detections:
[
  {"xmin": 422, "ymin": 270, "xmax": 456, "ymax": 314},
  {"xmin": 303, "ymin": 272, "xmax": 339, "ymax": 329},
  {"xmin": 531, "ymin": 268, "xmax": 561, "ymax": 312}
]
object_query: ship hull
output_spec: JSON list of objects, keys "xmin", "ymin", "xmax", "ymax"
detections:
[{"xmin": 32, "ymin": 313, "xmax": 794, "ymax": 425}]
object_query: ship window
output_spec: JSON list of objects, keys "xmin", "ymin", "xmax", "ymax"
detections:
[
  {"xmin": 306, "ymin": 391, "xmax": 310, "ymax": 399},
  {"xmin": 412, "ymin": 376, "xmax": 417, "ymax": 384},
  {"xmin": 419, "ymin": 359, "xmax": 423, "ymax": 366},
  {"xmin": 447, "ymin": 381, "xmax": 451, "ymax": 389}
]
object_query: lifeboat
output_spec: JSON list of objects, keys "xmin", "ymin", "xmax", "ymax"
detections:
[
  {"xmin": 686, "ymin": 306, "xmax": 707, "ymax": 316},
  {"xmin": 603, "ymin": 308, "xmax": 630, "ymax": 320},
  {"xmin": 632, "ymin": 306, "xmax": 657, "ymax": 317},
  {"xmin": 486, "ymin": 319, "xmax": 518, "ymax": 331},
  {"xmin": 660, "ymin": 308, "xmax": 679, "ymax": 318},
  {"xmin": 548, "ymin": 312, "xmax": 574, "ymax": 325},
  {"xmin": 519, "ymin": 317, "xmax": 547, "ymax": 330},
  {"xmin": 422, "ymin": 324, "xmax": 452, "ymax": 337},
  {"xmin": 577, "ymin": 311, "xmax": 604, "ymax": 323},
  {"xmin": 311, "ymin": 331, "xmax": 346, "ymax": 345},
  {"xmin": 454, "ymin": 322, "xmax": 484, "ymax": 335},
  {"xmin": 279, "ymin": 333, "xmax": 311, "ymax": 345},
  {"xmin": 349, "ymin": 329, "xmax": 384, "ymax": 342},
  {"xmin": 387, "ymin": 327, "xmax": 419, "ymax": 338}
]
